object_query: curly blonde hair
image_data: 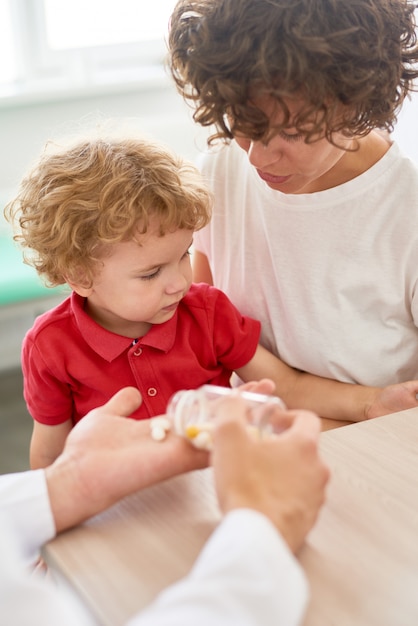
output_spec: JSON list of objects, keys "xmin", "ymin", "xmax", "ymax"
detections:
[
  {"xmin": 5, "ymin": 136, "xmax": 212, "ymax": 287},
  {"xmin": 168, "ymin": 0, "xmax": 418, "ymax": 145}
]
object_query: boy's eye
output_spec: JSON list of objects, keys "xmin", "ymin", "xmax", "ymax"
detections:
[
  {"xmin": 140, "ymin": 267, "xmax": 161, "ymax": 281},
  {"xmin": 139, "ymin": 248, "xmax": 191, "ymax": 281}
]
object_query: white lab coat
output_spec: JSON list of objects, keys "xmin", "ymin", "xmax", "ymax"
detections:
[{"xmin": 0, "ymin": 470, "xmax": 308, "ymax": 626}]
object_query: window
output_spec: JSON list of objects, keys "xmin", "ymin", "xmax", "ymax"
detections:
[
  {"xmin": 0, "ymin": 0, "xmax": 176, "ymax": 103},
  {"xmin": 44, "ymin": 0, "xmax": 173, "ymax": 48},
  {"xmin": 0, "ymin": 0, "xmax": 17, "ymax": 85}
]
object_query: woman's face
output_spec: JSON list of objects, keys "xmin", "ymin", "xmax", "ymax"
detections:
[{"xmin": 231, "ymin": 95, "xmax": 357, "ymax": 194}]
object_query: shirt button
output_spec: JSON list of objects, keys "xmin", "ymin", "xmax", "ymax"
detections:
[
  {"xmin": 133, "ymin": 347, "xmax": 142, "ymax": 356},
  {"xmin": 147, "ymin": 387, "xmax": 157, "ymax": 397}
]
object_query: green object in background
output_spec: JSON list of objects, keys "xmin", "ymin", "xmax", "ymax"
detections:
[{"xmin": 0, "ymin": 232, "xmax": 68, "ymax": 306}]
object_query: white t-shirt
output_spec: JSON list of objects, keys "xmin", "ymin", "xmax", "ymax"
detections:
[
  {"xmin": 195, "ymin": 141, "xmax": 418, "ymax": 385},
  {"xmin": 0, "ymin": 470, "xmax": 308, "ymax": 626}
]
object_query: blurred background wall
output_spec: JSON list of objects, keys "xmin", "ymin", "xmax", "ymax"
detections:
[{"xmin": 0, "ymin": 0, "xmax": 417, "ymax": 374}]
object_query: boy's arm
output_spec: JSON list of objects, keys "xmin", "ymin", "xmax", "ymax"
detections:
[
  {"xmin": 30, "ymin": 420, "xmax": 73, "ymax": 469},
  {"xmin": 236, "ymin": 344, "xmax": 418, "ymax": 422}
]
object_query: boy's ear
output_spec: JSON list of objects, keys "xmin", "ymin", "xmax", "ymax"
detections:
[{"xmin": 65, "ymin": 275, "xmax": 93, "ymax": 297}]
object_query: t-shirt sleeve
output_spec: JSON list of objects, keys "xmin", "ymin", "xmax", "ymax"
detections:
[
  {"xmin": 207, "ymin": 286, "xmax": 261, "ymax": 370},
  {"xmin": 21, "ymin": 335, "xmax": 73, "ymax": 425}
]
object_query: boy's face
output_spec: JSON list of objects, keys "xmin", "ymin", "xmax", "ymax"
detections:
[
  {"xmin": 232, "ymin": 94, "xmax": 359, "ymax": 194},
  {"xmin": 74, "ymin": 220, "xmax": 193, "ymax": 338}
]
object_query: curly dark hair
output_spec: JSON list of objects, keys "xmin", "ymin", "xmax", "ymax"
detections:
[{"xmin": 167, "ymin": 0, "xmax": 418, "ymax": 145}]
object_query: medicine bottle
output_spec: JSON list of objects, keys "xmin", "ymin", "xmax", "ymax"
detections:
[{"xmin": 166, "ymin": 384, "xmax": 286, "ymax": 450}]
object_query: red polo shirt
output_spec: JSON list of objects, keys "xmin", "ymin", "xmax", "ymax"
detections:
[{"xmin": 22, "ymin": 283, "xmax": 261, "ymax": 424}]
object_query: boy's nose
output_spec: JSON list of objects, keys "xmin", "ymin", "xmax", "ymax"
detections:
[{"xmin": 166, "ymin": 270, "xmax": 189, "ymax": 294}]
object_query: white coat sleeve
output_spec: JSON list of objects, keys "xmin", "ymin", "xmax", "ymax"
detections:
[
  {"xmin": 0, "ymin": 470, "xmax": 94, "ymax": 626},
  {"xmin": 130, "ymin": 509, "xmax": 309, "ymax": 626},
  {"xmin": 0, "ymin": 469, "xmax": 55, "ymax": 564},
  {"xmin": 0, "ymin": 472, "xmax": 308, "ymax": 626}
]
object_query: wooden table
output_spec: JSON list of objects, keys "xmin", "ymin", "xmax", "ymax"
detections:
[{"xmin": 44, "ymin": 408, "xmax": 418, "ymax": 626}]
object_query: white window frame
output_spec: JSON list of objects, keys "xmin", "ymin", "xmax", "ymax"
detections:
[{"xmin": 1, "ymin": 0, "xmax": 171, "ymax": 105}]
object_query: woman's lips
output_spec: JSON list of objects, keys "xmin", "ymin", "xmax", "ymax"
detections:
[{"xmin": 257, "ymin": 170, "xmax": 291, "ymax": 185}]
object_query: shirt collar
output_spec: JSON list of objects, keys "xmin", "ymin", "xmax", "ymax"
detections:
[{"xmin": 71, "ymin": 292, "xmax": 178, "ymax": 361}]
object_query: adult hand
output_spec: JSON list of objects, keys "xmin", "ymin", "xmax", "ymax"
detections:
[
  {"xmin": 211, "ymin": 398, "xmax": 330, "ymax": 553},
  {"xmin": 45, "ymin": 387, "xmax": 208, "ymax": 533},
  {"xmin": 365, "ymin": 380, "xmax": 418, "ymax": 419},
  {"xmin": 237, "ymin": 377, "xmax": 277, "ymax": 396}
]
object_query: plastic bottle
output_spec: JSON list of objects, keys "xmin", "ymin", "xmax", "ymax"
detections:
[{"xmin": 166, "ymin": 384, "xmax": 286, "ymax": 450}]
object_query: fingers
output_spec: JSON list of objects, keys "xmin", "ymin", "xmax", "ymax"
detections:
[
  {"xmin": 211, "ymin": 398, "xmax": 321, "ymax": 444},
  {"xmin": 210, "ymin": 395, "xmax": 256, "ymax": 460},
  {"xmin": 211, "ymin": 396, "xmax": 251, "ymax": 446},
  {"xmin": 284, "ymin": 409, "xmax": 322, "ymax": 438},
  {"xmin": 101, "ymin": 387, "xmax": 143, "ymax": 417},
  {"xmin": 404, "ymin": 380, "xmax": 418, "ymax": 397},
  {"xmin": 288, "ymin": 410, "xmax": 330, "ymax": 486},
  {"xmin": 238, "ymin": 378, "xmax": 277, "ymax": 396}
]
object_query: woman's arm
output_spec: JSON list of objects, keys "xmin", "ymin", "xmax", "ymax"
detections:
[
  {"xmin": 236, "ymin": 344, "xmax": 418, "ymax": 421},
  {"xmin": 192, "ymin": 250, "xmax": 213, "ymax": 284}
]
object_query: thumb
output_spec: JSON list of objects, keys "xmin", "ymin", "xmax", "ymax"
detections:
[
  {"xmin": 211, "ymin": 396, "xmax": 252, "ymax": 451},
  {"xmin": 281, "ymin": 409, "xmax": 322, "ymax": 440},
  {"xmin": 103, "ymin": 386, "xmax": 143, "ymax": 417}
]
